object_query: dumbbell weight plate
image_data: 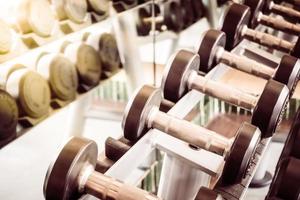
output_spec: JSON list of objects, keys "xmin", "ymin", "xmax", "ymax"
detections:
[
  {"xmin": 221, "ymin": 3, "xmax": 251, "ymax": 50},
  {"xmin": 267, "ymin": 158, "xmax": 300, "ymax": 200},
  {"xmin": 98, "ymin": 33, "xmax": 121, "ymax": 73},
  {"xmin": 0, "ymin": 20, "xmax": 13, "ymax": 54},
  {"xmin": 179, "ymin": 0, "xmax": 195, "ymax": 28},
  {"xmin": 76, "ymin": 44, "xmax": 102, "ymax": 86},
  {"xmin": 64, "ymin": 0, "xmax": 88, "ymax": 23},
  {"xmin": 222, "ymin": 123, "xmax": 260, "ymax": 184},
  {"xmin": 273, "ymin": 55, "xmax": 300, "ymax": 97},
  {"xmin": 244, "ymin": 0, "xmax": 265, "ymax": 28},
  {"xmin": 105, "ymin": 137, "xmax": 131, "ymax": 161},
  {"xmin": 291, "ymin": 36, "xmax": 300, "ymax": 58},
  {"xmin": 164, "ymin": 1, "xmax": 184, "ymax": 33},
  {"xmin": 0, "ymin": 90, "xmax": 18, "ymax": 139},
  {"xmin": 123, "ymin": 85, "xmax": 162, "ymax": 141},
  {"xmin": 161, "ymin": 50, "xmax": 199, "ymax": 102},
  {"xmin": 44, "ymin": 137, "xmax": 98, "ymax": 200},
  {"xmin": 251, "ymin": 79, "xmax": 289, "ymax": 137},
  {"xmin": 198, "ymin": 29, "xmax": 226, "ymax": 73},
  {"xmin": 195, "ymin": 187, "xmax": 223, "ymax": 200},
  {"xmin": 87, "ymin": 0, "xmax": 109, "ymax": 15},
  {"xmin": 192, "ymin": 0, "xmax": 205, "ymax": 21},
  {"xmin": 136, "ymin": 7, "xmax": 152, "ymax": 36},
  {"xmin": 279, "ymin": 107, "xmax": 300, "ymax": 159}
]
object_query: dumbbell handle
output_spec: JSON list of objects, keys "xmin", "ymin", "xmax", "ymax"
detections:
[
  {"xmin": 85, "ymin": 171, "xmax": 160, "ymax": 200},
  {"xmin": 143, "ymin": 16, "xmax": 164, "ymax": 24},
  {"xmin": 269, "ymin": 1, "xmax": 300, "ymax": 19},
  {"xmin": 259, "ymin": 12, "xmax": 300, "ymax": 35},
  {"xmin": 217, "ymin": 48, "xmax": 274, "ymax": 79},
  {"xmin": 188, "ymin": 71, "xmax": 258, "ymax": 110},
  {"xmin": 148, "ymin": 108, "xmax": 231, "ymax": 156},
  {"xmin": 241, "ymin": 26, "xmax": 294, "ymax": 53}
]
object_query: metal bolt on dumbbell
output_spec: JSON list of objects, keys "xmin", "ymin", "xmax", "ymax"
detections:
[
  {"xmin": 44, "ymin": 137, "xmax": 160, "ymax": 200},
  {"xmin": 123, "ymin": 84, "xmax": 261, "ymax": 184},
  {"xmin": 221, "ymin": 3, "xmax": 300, "ymax": 58},
  {"xmin": 161, "ymin": 49, "xmax": 289, "ymax": 137},
  {"xmin": 198, "ymin": 29, "xmax": 300, "ymax": 95}
]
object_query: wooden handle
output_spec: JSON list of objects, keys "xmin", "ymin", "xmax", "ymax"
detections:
[
  {"xmin": 271, "ymin": 3, "xmax": 300, "ymax": 20},
  {"xmin": 105, "ymin": 137, "xmax": 131, "ymax": 161}
]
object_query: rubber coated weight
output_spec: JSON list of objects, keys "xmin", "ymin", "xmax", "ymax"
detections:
[
  {"xmin": 251, "ymin": 79, "xmax": 289, "ymax": 137},
  {"xmin": 192, "ymin": 0, "xmax": 205, "ymax": 21},
  {"xmin": 179, "ymin": 0, "xmax": 195, "ymax": 28},
  {"xmin": 136, "ymin": 7, "xmax": 152, "ymax": 36},
  {"xmin": 123, "ymin": 85, "xmax": 162, "ymax": 141},
  {"xmin": 163, "ymin": 1, "xmax": 184, "ymax": 32},
  {"xmin": 44, "ymin": 137, "xmax": 98, "ymax": 200},
  {"xmin": 273, "ymin": 55, "xmax": 300, "ymax": 97},
  {"xmin": 221, "ymin": 3, "xmax": 251, "ymax": 50},
  {"xmin": 105, "ymin": 137, "xmax": 131, "ymax": 161},
  {"xmin": 279, "ymin": 107, "xmax": 300, "ymax": 159},
  {"xmin": 112, "ymin": 0, "xmax": 138, "ymax": 12},
  {"xmin": 222, "ymin": 123, "xmax": 260, "ymax": 184},
  {"xmin": 291, "ymin": 36, "xmax": 300, "ymax": 58},
  {"xmin": 162, "ymin": 50, "xmax": 199, "ymax": 102},
  {"xmin": 98, "ymin": 33, "xmax": 121, "ymax": 73},
  {"xmin": 244, "ymin": 0, "xmax": 266, "ymax": 28},
  {"xmin": 198, "ymin": 29, "xmax": 226, "ymax": 73},
  {"xmin": 267, "ymin": 157, "xmax": 300, "ymax": 200},
  {"xmin": 0, "ymin": 90, "xmax": 18, "ymax": 139}
]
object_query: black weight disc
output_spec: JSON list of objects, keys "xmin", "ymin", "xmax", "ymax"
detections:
[
  {"xmin": 179, "ymin": 0, "xmax": 194, "ymax": 28},
  {"xmin": 291, "ymin": 36, "xmax": 300, "ymax": 59},
  {"xmin": 222, "ymin": 122, "xmax": 260, "ymax": 184},
  {"xmin": 198, "ymin": 29, "xmax": 226, "ymax": 73},
  {"xmin": 244, "ymin": 0, "xmax": 265, "ymax": 28},
  {"xmin": 221, "ymin": 3, "xmax": 251, "ymax": 50},
  {"xmin": 279, "ymin": 107, "xmax": 300, "ymax": 159},
  {"xmin": 105, "ymin": 137, "xmax": 130, "ymax": 161},
  {"xmin": 251, "ymin": 80, "xmax": 289, "ymax": 137},
  {"xmin": 267, "ymin": 157, "xmax": 300, "ymax": 200},
  {"xmin": 164, "ymin": 1, "xmax": 184, "ymax": 32},
  {"xmin": 273, "ymin": 55, "xmax": 300, "ymax": 97},
  {"xmin": 123, "ymin": 85, "xmax": 162, "ymax": 142},
  {"xmin": 136, "ymin": 7, "xmax": 151, "ymax": 36},
  {"xmin": 162, "ymin": 50, "xmax": 199, "ymax": 102},
  {"xmin": 192, "ymin": 0, "xmax": 205, "ymax": 21}
]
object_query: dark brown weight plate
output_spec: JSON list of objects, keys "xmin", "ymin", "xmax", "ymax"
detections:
[
  {"xmin": 76, "ymin": 44, "xmax": 102, "ymax": 87},
  {"xmin": 192, "ymin": 0, "xmax": 205, "ymax": 21},
  {"xmin": 49, "ymin": 55, "xmax": 78, "ymax": 101},
  {"xmin": 136, "ymin": 7, "xmax": 151, "ymax": 36},
  {"xmin": 162, "ymin": 50, "xmax": 199, "ymax": 102},
  {"xmin": 98, "ymin": 33, "xmax": 121, "ymax": 73},
  {"xmin": 19, "ymin": 71, "xmax": 51, "ymax": 118},
  {"xmin": 244, "ymin": 0, "xmax": 265, "ymax": 28},
  {"xmin": 0, "ymin": 90, "xmax": 18, "ymax": 139},
  {"xmin": 222, "ymin": 122, "xmax": 260, "ymax": 184},
  {"xmin": 291, "ymin": 37, "xmax": 300, "ymax": 59},
  {"xmin": 267, "ymin": 157, "xmax": 300, "ymax": 200},
  {"xmin": 122, "ymin": 85, "xmax": 162, "ymax": 142},
  {"xmin": 273, "ymin": 55, "xmax": 300, "ymax": 97},
  {"xmin": 198, "ymin": 29, "xmax": 226, "ymax": 73},
  {"xmin": 44, "ymin": 137, "xmax": 98, "ymax": 200},
  {"xmin": 251, "ymin": 80, "xmax": 289, "ymax": 137},
  {"xmin": 179, "ymin": 0, "xmax": 194, "ymax": 28},
  {"xmin": 279, "ymin": 107, "xmax": 300, "ymax": 159},
  {"xmin": 221, "ymin": 3, "xmax": 251, "ymax": 50},
  {"xmin": 105, "ymin": 137, "xmax": 131, "ymax": 161},
  {"xmin": 164, "ymin": 1, "xmax": 184, "ymax": 32}
]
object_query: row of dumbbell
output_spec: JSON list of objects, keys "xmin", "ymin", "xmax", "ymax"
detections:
[
  {"xmin": 43, "ymin": 37, "xmax": 297, "ymax": 199},
  {"xmin": 136, "ymin": 0, "xmax": 205, "ymax": 36},
  {"xmin": 0, "ymin": 33, "xmax": 121, "ymax": 147}
]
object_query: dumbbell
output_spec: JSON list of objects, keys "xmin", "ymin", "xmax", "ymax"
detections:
[
  {"xmin": 51, "ymin": 0, "xmax": 88, "ymax": 23},
  {"xmin": 123, "ymin": 84, "xmax": 261, "ymax": 184},
  {"xmin": 136, "ymin": 1, "xmax": 184, "ymax": 36},
  {"xmin": 266, "ymin": 157, "xmax": 300, "ymax": 200},
  {"xmin": 264, "ymin": 0, "xmax": 300, "ymax": 21},
  {"xmin": 198, "ymin": 29, "xmax": 300, "ymax": 95},
  {"xmin": 221, "ymin": 3, "xmax": 300, "ymax": 58},
  {"xmin": 44, "ymin": 137, "xmax": 160, "ymax": 200},
  {"xmin": 1, "ymin": 66, "xmax": 51, "ymax": 120},
  {"xmin": 96, "ymin": 137, "xmax": 132, "ymax": 173},
  {"xmin": 244, "ymin": 0, "xmax": 300, "ymax": 35},
  {"xmin": 0, "ymin": 90, "xmax": 18, "ymax": 141},
  {"xmin": 179, "ymin": 0, "xmax": 195, "ymax": 28},
  {"xmin": 112, "ymin": 0, "xmax": 138, "ymax": 12},
  {"xmin": 17, "ymin": 0, "xmax": 55, "ymax": 37},
  {"xmin": 194, "ymin": 187, "xmax": 224, "ymax": 200},
  {"xmin": 36, "ymin": 53, "xmax": 78, "ymax": 102},
  {"xmin": 61, "ymin": 41, "xmax": 102, "ymax": 88},
  {"xmin": 162, "ymin": 49, "xmax": 289, "ymax": 137}
]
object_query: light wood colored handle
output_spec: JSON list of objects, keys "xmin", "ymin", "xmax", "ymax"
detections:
[
  {"xmin": 271, "ymin": 3, "xmax": 300, "ymax": 19},
  {"xmin": 85, "ymin": 172, "xmax": 161, "ymax": 200},
  {"xmin": 242, "ymin": 26, "xmax": 294, "ymax": 53}
]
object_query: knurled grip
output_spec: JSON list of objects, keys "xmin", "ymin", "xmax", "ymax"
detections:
[{"xmin": 271, "ymin": 3, "xmax": 300, "ymax": 19}]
